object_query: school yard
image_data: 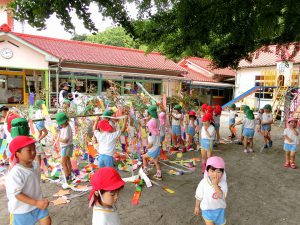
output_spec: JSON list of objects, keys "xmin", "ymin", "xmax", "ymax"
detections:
[{"xmin": 1, "ymin": 113, "xmax": 300, "ymax": 225}]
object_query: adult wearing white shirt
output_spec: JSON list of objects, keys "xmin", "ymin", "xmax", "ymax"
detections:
[{"xmin": 58, "ymin": 82, "xmax": 70, "ymax": 107}]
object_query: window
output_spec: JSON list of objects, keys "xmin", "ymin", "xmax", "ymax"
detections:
[
  {"xmin": 0, "ymin": 74, "xmax": 24, "ymax": 104},
  {"xmin": 254, "ymin": 75, "xmax": 274, "ymax": 99}
]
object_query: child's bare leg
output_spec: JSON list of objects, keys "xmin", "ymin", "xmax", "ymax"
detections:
[
  {"xmin": 243, "ymin": 137, "xmax": 248, "ymax": 149},
  {"xmin": 66, "ymin": 157, "xmax": 72, "ymax": 175},
  {"xmin": 290, "ymin": 152, "xmax": 296, "ymax": 164},
  {"xmin": 207, "ymin": 150, "xmax": 212, "ymax": 158},
  {"xmin": 201, "ymin": 149, "xmax": 207, "ymax": 173},
  {"xmin": 171, "ymin": 134, "xmax": 177, "ymax": 147},
  {"xmin": 205, "ymin": 221, "xmax": 215, "ymax": 225},
  {"xmin": 153, "ymin": 158, "xmax": 161, "ymax": 171},
  {"xmin": 249, "ymin": 138, "xmax": 253, "ymax": 149},
  {"xmin": 216, "ymin": 128, "xmax": 220, "ymax": 142},
  {"xmin": 40, "ymin": 216, "xmax": 51, "ymax": 225},
  {"xmin": 142, "ymin": 154, "xmax": 148, "ymax": 168},
  {"xmin": 62, "ymin": 157, "xmax": 69, "ymax": 178},
  {"xmin": 285, "ymin": 151, "xmax": 290, "ymax": 163}
]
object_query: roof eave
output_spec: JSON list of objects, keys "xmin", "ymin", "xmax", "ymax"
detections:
[{"xmin": 0, "ymin": 32, "xmax": 60, "ymax": 63}]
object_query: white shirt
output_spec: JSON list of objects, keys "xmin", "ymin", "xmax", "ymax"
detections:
[
  {"xmin": 283, "ymin": 128, "xmax": 299, "ymax": 145},
  {"xmin": 94, "ymin": 130, "xmax": 121, "ymax": 156},
  {"xmin": 262, "ymin": 113, "xmax": 272, "ymax": 124},
  {"xmin": 59, "ymin": 124, "xmax": 73, "ymax": 147},
  {"xmin": 201, "ymin": 125, "xmax": 215, "ymax": 140},
  {"xmin": 243, "ymin": 118, "xmax": 256, "ymax": 129},
  {"xmin": 92, "ymin": 205, "xmax": 121, "ymax": 225},
  {"xmin": 195, "ymin": 176, "xmax": 227, "ymax": 210},
  {"xmin": 159, "ymin": 124, "xmax": 165, "ymax": 136},
  {"xmin": 171, "ymin": 113, "xmax": 182, "ymax": 126},
  {"xmin": 59, "ymin": 90, "xmax": 67, "ymax": 107},
  {"xmin": 148, "ymin": 135, "xmax": 161, "ymax": 152},
  {"xmin": 34, "ymin": 109, "xmax": 43, "ymax": 120},
  {"xmin": 229, "ymin": 110, "xmax": 237, "ymax": 119},
  {"xmin": 5, "ymin": 162, "xmax": 42, "ymax": 214}
]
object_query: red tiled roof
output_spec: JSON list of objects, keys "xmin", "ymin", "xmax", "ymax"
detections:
[
  {"xmin": 181, "ymin": 66, "xmax": 216, "ymax": 82},
  {"xmin": 11, "ymin": 32, "xmax": 186, "ymax": 74},
  {"xmin": 186, "ymin": 57, "xmax": 236, "ymax": 76},
  {"xmin": 239, "ymin": 45, "xmax": 300, "ymax": 68}
]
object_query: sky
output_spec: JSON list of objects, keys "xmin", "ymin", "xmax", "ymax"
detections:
[{"xmin": 13, "ymin": 3, "xmax": 118, "ymax": 40}]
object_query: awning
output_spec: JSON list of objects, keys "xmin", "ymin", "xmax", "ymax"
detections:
[{"xmin": 191, "ymin": 81, "xmax": 234, "ymax": 88}]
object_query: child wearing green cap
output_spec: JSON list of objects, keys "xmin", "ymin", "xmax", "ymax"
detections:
[
  {"xmin": 228, "ymin": 104, "xmax": 237, "ymax": 139},
  {"xmin": 55, "ymin": 112, "xmax": 73, "ymax": 183},
  {"xmin": 169, "ymin": 104, "xmax": 183, "ymax": 150},
  {"xmin": 261, "ymin": 104, "xmax": 273, "ymax": 148}
]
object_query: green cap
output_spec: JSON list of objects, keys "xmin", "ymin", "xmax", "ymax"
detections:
[
  {"xmin": 103, "ymin": 109, "xmax": 113, "ymax": 117},
  {"xmin": 263, "ymin": 104, "xmax": 272, "ymax": 111},
  {"xmin": 174, "ymin": 104, "xmax": 182, "ymax": 111},
  {"xmin": 245, "ymin": 110, "xmax": 254, "ymax": 120},
  {"xmin": 11, "ymin": 118, "xmax": 30, "ymax": 138},
  {"xmin": 34, "ymin": 100, "xmax": 45, "ymax": 109},
  {"xmin": 83, "ymin": 105, "xmax": 94, "ymax": 115},
  {"xmin": 63, "ymin": 99, "xmax": 71, "ymax": 105},
  {"xmin": 242, "ymin": 105, "xmax": 250, "ymax": 113},
  {"xmin": 229, "ymin": 103, "xmax": 236, "ymax": 109},
  {"xmin": 147, "ymin": 105, "xmax": 158, "ymax": 118},
  {"xmin": 55, "ymin": 112, "xmax": 68, "ymax": 126}
]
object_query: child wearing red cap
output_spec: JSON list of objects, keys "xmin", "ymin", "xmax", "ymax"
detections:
[
  {"xmin": 93, "ymin": 116, "xmax": 128, "ymax": 168},
  {"xmin": 89, "ymin": 167, "xmax": 125, "ymax": 225},
  {"xmin": 194, "ymin": 156, "xmax": 227, "ymax": 225},
  {"xmin": 283, "ymin": 118, "xmax": 299, "ymax": 169},
  {"xmin": 200, "ymin": 113, "xmax": 216, "ymax": 174},
  {"xmin": 5, "ymin": 136, "xmax": 51, "ymax": 225},
  {"xmin": 187, "ymin": 111, "xmax": 197, "ymax": 150}
]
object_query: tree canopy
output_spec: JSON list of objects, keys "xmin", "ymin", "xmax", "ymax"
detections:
[{"xmin": 9, "ymin": 0, "xmax": 300, "ymax": 68}]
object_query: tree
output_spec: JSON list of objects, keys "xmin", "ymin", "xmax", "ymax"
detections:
[
  {"xmin": 71, "ymin": 34, "xmax": 88, "ymax": 41},
  {"xmin": 85, "ymin": 27, "xmax": 140, "ymax": 49},
  {"xmin": 9, "ymin": 0, "xmax": 300, "ymax": 68}
]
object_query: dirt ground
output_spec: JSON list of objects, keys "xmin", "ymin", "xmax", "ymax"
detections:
[{"xmin": 1, "ymin": 113, "xmax": 300, "ymax": 225}]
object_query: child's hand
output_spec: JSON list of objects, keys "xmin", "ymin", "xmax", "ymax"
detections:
[
  {"xmin": 211, "ymin": 174, "xmax": 222, "ymax": 186},
  {"xmin": 35, "ymin": 199, "xmax": 49, "ymax": 210},
  {"xmin": 194, "ymin": 206, "xmax": 200, "ymax": 215}
]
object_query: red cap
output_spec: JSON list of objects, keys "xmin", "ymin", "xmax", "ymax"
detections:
[
  {"xmin": 89, "ymin": 167, "xmax": 125, "ymax": 204},
  {"xmin": 201, "ymin": 104, "xmax": 208, "ymax": 112},
  {"xmin": 97, "ymin": 120, "xmax": 114, "ymax": 132},
  {"xmin": 214, "ymin": 105, "xmax": 222, "ymax": 116},
  {"xmin": 202, "ymin": 113, "xmax": 213, "ymax": 122},
  {"xmin": 9, "ymin": 136, "xmax": 36, "ymax": 162},
  {"xmin": 207, "ymin": 106, "xmax": 213, "ymax": 113},
  {"xmin": 7, "ymin": 114, "xmax": 19, "ymax": 132},
  {"xmin": 189, "ymin": 111, "xmax": 196, "ymax": 117}
]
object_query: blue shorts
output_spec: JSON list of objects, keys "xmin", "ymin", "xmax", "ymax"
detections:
[
  {"xmin": 160, "ymin": 136, "xmax": 165, "ymax": 143},
  {"xmin": 243, "ymin": 128, "xmax": 255, "ymax": 138},
  {"xmin": 284, "ymin": 143, "xmax": 297, "ymax": 152},
  {"xmin": 98, "ymin": 154, "xmax": 114, "ymax": 168},
  {"xmin": 187, "ymin": 126, "xmax": 195, "ymax": 136},
  {"xmin": 229, "ymin": 118, "xmax": 235, "ymax": 125},
  {"xmin": 11, "ymin": 208, "xmax": 49, "ymax": 225},
  {"xmin": 261, "ymin": 124, "xmax": 271, "ymax": 131},
  {"xmin": 215, "ymin": 123, "xmax": 220, "ymax": 130},
  {"xmin": 148, "ymin": 146, "xmax": 161, "ymax": 159},
  {"xmin": 202, "ymin": 208, "xmax": 226, "ymax": 225},
  {"xmin": 61, "ymin": 144, "xmax": 74, "ymax": 157},
  {"xmin": 201, "ymin": 138, "xmax": 213, "ymax": 151},
  {"xmin": 172, "ymin": 125, "xmax": 181, "ymax": 136},
  {"xmin": 34, "ymin": 121, "xmax": 45, "ymax": 131}
]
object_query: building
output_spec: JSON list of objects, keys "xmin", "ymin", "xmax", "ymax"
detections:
[
  {"xmin": 178, "ymin": 57, "xmax": 236, "ymax": 105},
  {"xmin": 0, "ymin": 24, "xmax": 187, "ymax": 108},
  {"xmin": 236, "ymin": 45, "xmax": 300, "ymax": 109}
]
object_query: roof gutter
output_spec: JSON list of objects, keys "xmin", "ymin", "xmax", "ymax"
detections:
[{"xmin": 191, "ymin": 81, "xmax": 234, "ymax": 87}]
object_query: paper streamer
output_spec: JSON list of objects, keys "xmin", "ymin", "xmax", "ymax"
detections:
[{"xmin": 136, "ymin": 82, "xmax": 159, "ymax": 103}]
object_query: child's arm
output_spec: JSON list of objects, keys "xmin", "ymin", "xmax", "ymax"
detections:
[
  {"xmin": 194, "ymin": 199, "xmax": 200, "ymax": 215},
  {"xmin": 93, "ymin": 117, "xmax": 100, "ymax": 131},
  {"xmin": 283, "ymin": 135, "xmax": 293, "ymax": 143},
  {"xmin": 291, "ymin": 128, "xmax": 299, "ymax": 136},
  {"xmin": 146, "ymin": 142, "xmax": 153, "ymax": 150},
  {"xmin": 16, "ymin": 193, "xmax": 49, "ymax": 210},
  {"xmin": 37, "ymin": 128, "xmax": 48, "ymax": 142}
]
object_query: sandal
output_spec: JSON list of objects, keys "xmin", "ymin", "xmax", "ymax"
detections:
[
  {"xmin": 290, "ymin": 162, "xmax": 297, "ymax": 169},
  {"xmin": 284, "ymin": 162, "xmax": 290, "ymax": 168},
  {"xmin": 153, "ymin": 174, "xmax": 162, "ymax": 180}
]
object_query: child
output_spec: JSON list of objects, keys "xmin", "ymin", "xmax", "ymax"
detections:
[
  {"xmin": 213, "ymin": 105, "xmax": 222, "ymax": 145},
  {"xmin": 170, "ymin": 104, "xmax": 182, "ymax": 150},
  {"xmin": 93, "ymin": 115, "xmax": 128, "ymax": 168},
  {"xmin": 89, "ymin": 167, "xmax": 125, "ymax": 225},
  {"xmin": 55, "ymin": 112, "xmax": 73, "ymax": 182},
  {"xmin": 237, "ymin": 105, "xmax": 250, "ymax": 145},
  {"xmin": 261, "ymin": 104, "xmax": 273, "ymax": 148},
  {"xmin": 283, "ymin": 118, "xmax": 299, "ymax": 169},
  {"xmin": 158, "ymin": 111, "xmax": 166, "ymax": 149},
  {"xmin": 201, "ymin": 113, "xmax": 215, "ymax": 174},
  {"xmin": 236, "ymin": 109, "xmax": 256, "ymax": 153},
  {"xmin": 228, "ymin": 104, "xmax": 237, "ymax": 139},
  {"xmin": 187, "ymin": 111, "xmax": 197, "ymax": 150},
  {"xmin": 142, "ymin": 105, "xmax": 162, "ymax": 180},
  {"xmin": 5, "ymin": 136, "xmax": 51, "ymax": 225},
  {"xmin": 34, "ymin": 100, "xmax": 48, "ymax": 166},
  {"xmin": 194, "ymin": 156, "xmax": 227, "ymax": 225}
]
